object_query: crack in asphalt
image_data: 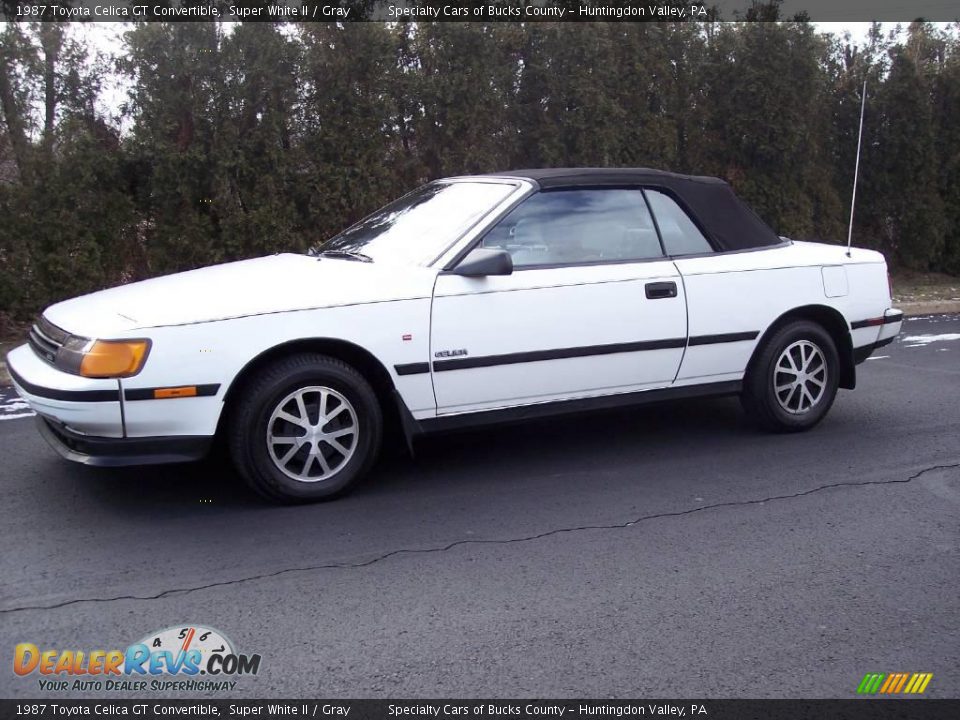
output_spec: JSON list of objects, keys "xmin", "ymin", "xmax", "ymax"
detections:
[{"xmin": 2, "ymin": 462, "xmax": 958, "ymax": 615}]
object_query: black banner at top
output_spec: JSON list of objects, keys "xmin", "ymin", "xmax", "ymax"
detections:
[
  {"xmin": 1, "ymin": 0, "xmax": 958, "ymax": 22},
  {"xmin": 2, "ymin": 700, "xmax": 960, "ymax": 720}
]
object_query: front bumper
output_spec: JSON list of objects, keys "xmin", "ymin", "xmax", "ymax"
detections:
[
  {"xmin": 7, "ymin": 343, "xmax": 124, "ymax": 437},
  {"xmin": 37, "ymin": 416, "xmax": 212, "ymax": 467},
  {"xmin": 9, "ymin": 343, "xmax": 213, "ymax": 466}
]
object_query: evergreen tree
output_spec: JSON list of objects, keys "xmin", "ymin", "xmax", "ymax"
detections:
[
  {"xmin": 297, "ymin": 23, "xmax": 405, "ymax": 238},
  {"xmin": 2, "ymin": 20, "xmax": 960, "ymax": 324},
  {"xmin": 120, "ymin": 22, "xmax": 225, "ymax": 274},
  {"xmin": 935, "ymin": 33, "xmax": 960, "ymax": 274},
  {"xmin": 872, "ymin": 49, "xmax": 945, "ymax": 269}
]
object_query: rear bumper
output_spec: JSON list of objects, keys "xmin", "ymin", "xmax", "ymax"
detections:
[
  {"xmin": 878, "ymin": 308, "xmax": 903, "ymax": 341},
  {"xmin": 37, "ymin": 416, "xmax": 212, "ymax": 467},
  {"xmin": 852, "ymin": 308, "xmax": 902, "ymax": 364},
  {"xmin": 853, "ymin": 335, "xmax": 895, "ymax": 364}
]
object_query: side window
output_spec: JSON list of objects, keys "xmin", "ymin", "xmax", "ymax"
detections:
[
  {"xmin": 481, "ymin": 189, "xmax": 663, "ymax": 267},
  {"xmin": 644, "ymin": 189, "xmax": 714, "ymax": 256}
]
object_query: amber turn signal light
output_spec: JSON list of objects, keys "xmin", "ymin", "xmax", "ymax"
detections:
[
  {"xmin": 154, "ymin": 386, "xmax": 197, "ymax": 399},
  {"xmin": 79, "ymin": 340, "xmax": 150, "ymax": 378}
]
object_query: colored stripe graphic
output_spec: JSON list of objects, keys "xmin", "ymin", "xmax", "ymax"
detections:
[
  {"xmin": 893, "ymin": 673, "xmax": 909, "ymax": 693},
  {"xmin": 905, "ymin": 673, "xmax": 934, "ymax": 694},
  {"xmin": 857, "ymin": 672, "xmax": 932, "ymax": 694},
  {"xmin": 857, "ymin": 673, "xmax": 885, "ymax": 694},
  {"xmin": 879, "ymin": 674, "xmax": 896, "ymax": 693}
]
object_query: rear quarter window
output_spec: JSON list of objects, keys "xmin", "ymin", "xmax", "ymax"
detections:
[{"xmin": 645, "ymin": 189, "xmax": 714, "ymax": 256}]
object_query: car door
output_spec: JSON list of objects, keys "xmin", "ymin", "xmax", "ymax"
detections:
[
  {"xmin": 430, "ymin": 187, "xmax": 688, "ymax": 415},
  {"xmin": 643, "ymin": 188, "xmax": 767, "ymax": 385}
]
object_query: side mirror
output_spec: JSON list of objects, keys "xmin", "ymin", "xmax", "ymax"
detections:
[{"xmin": 452, "ymin": 248, "xmax": 513, "ymax": 277}]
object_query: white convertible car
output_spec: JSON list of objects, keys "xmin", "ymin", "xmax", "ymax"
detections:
[{"xmin": 9, "ymin": 168, "xmax": 902, "ymax": 502}]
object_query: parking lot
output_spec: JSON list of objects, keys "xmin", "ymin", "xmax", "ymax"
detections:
[{"xmin": 1, "ymin": 314, "xmax": 958, "ymax": 698}]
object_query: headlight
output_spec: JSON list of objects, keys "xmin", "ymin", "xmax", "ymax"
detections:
[
  {"xmin": 78, "ymin": 340, "xmax": 151, "ymax": 378},
  {"xmin": 56, "ymin": 337, "xmax": 151, "ymax": 378}
]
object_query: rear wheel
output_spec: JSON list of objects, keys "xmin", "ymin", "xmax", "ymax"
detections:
[
  {"xmin": 228, "ymin": 354, "xmax": 382, "ymax": 502},
  {"xmin": 741, "ymin": 320, "xmax": 839, "ymax": 432}
]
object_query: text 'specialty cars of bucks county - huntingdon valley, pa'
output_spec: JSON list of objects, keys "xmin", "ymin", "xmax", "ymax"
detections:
[{"xmin": 8, "ymin": 168, "xmax": 903, "ymax": 503}]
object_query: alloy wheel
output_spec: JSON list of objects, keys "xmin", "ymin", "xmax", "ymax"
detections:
[
  {"xmin": 774, "ymin": 340, "xmax": 827, "ymax": 415},
  {"xmin": 266, "ymin": 386, "xmax": 358, "ymax": 481}
]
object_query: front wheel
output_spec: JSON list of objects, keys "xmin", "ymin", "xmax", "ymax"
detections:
[
  {"xmin": 741, "ymin": 320, "xmax": 840, "ymax": 432},
  {"xmin": 228, "ymin": 354, "xmax": 383, "ymax": 503}
]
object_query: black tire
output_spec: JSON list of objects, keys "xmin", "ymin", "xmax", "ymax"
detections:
[
  {"xmin": 228, "ymin": 353, "xmax": 382, "ymax": 503},
  {"xmin": 740, "ymin": 320, "xmax": 840, "ymax": 433}
]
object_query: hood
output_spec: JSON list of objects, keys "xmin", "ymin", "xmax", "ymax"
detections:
[{"xmin": 43, "ymin": 253, "xmax": 436, "ymax": 338}]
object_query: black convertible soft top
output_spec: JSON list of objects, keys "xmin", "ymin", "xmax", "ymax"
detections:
[{"xmin": 483, "ymin": 168, "xmax": 782, "ymax": 252}]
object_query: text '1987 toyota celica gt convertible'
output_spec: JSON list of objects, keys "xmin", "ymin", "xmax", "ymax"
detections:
[{"xmin": 8, "ymin": 168, "xmax": 903, "ymax": 502}]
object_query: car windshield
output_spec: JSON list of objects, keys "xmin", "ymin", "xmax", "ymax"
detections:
[{"xmin": 311, "ymin": 181, "xmax": 517, "ymax": 265}]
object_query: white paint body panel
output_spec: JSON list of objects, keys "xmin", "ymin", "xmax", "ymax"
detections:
[
  {"xmin": 674, "ymin": 243, "xmax": 891, "ymax": 382},
  {"xmin": 821, "ymin": 266, "xmax": 849, "ymax": 298},
  {"xmin": 432, "ymin": 262, "xmax": 686, "ymax": 413},
  {"xmin": 119, "ymin": 298, "xmax": 435, "ymax": 437},
  {"xmin": 42, "ymin": 253, "xmax": 435, "ymax": 337}
]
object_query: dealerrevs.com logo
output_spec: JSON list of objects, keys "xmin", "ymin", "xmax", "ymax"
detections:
[{"xmin": 14, "ymin": 625, "xmax": 262, "ymax": 693}]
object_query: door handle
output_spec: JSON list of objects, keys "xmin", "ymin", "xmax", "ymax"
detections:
[{"xmin": 645, "ymin": 281, "xmax": 678, "ymax": 300}]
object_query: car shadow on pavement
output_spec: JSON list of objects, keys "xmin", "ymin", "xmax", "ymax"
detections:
[{"xmin": 52, "ymin": 396, "xmax": 753, "ymax": 516}]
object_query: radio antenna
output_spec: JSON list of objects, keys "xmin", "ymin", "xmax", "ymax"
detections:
[{"xmin": 846, "ymin": 80, "xmax": 867, "ymax": 258}]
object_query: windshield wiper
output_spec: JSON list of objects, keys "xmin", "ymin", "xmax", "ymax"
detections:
[{"xmin": 317, "ymin": 249, "xmax": 373, "ymax": 263}]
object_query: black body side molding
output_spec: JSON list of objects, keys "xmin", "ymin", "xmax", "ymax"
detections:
[
  {"xmin": 851, "ymin": 313, "xmax": 903, "ymax": 330},
  {"xmin": 395, "ymin": 362, "xmax": 430, "ymax": 377},
  {"xmin": 392, "ymin": 333, "xmax": 759, "ymax": 377},
  {"xmin": 8, "ymin": 365, "xmax": 120, "ymax": 402},
  {"xmin": 688, "ymin": 331, "xmax": 759, "ymax": 346}
]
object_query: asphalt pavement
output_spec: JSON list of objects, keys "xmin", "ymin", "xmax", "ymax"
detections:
[{"xmin": 1, "ymin": 315, "xmax": 958, "ymax": 698}]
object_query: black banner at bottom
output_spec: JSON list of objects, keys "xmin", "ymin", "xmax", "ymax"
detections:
[{"xmin": 2, "ymin": 700, "xmax": 959, "ymax": 720}]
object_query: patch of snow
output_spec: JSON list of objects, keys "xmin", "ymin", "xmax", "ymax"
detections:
[
  {"xmin": 0, "ymin": 393, "xmax": 34, "ymax": 420},
  {"xmin": 0, "ymin": 411, "xmax": 34, "ymax": 421},
  {"xmin": 900, "ymin": 333, "xmax": 960, "ymax": 346},
  {"xmin": 866, "ymin": 355, "xmax": 889, "ymax": 360},
  {"xmin": 904, "ymin": 315, "xmax": 957, "ymax": 322}
]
